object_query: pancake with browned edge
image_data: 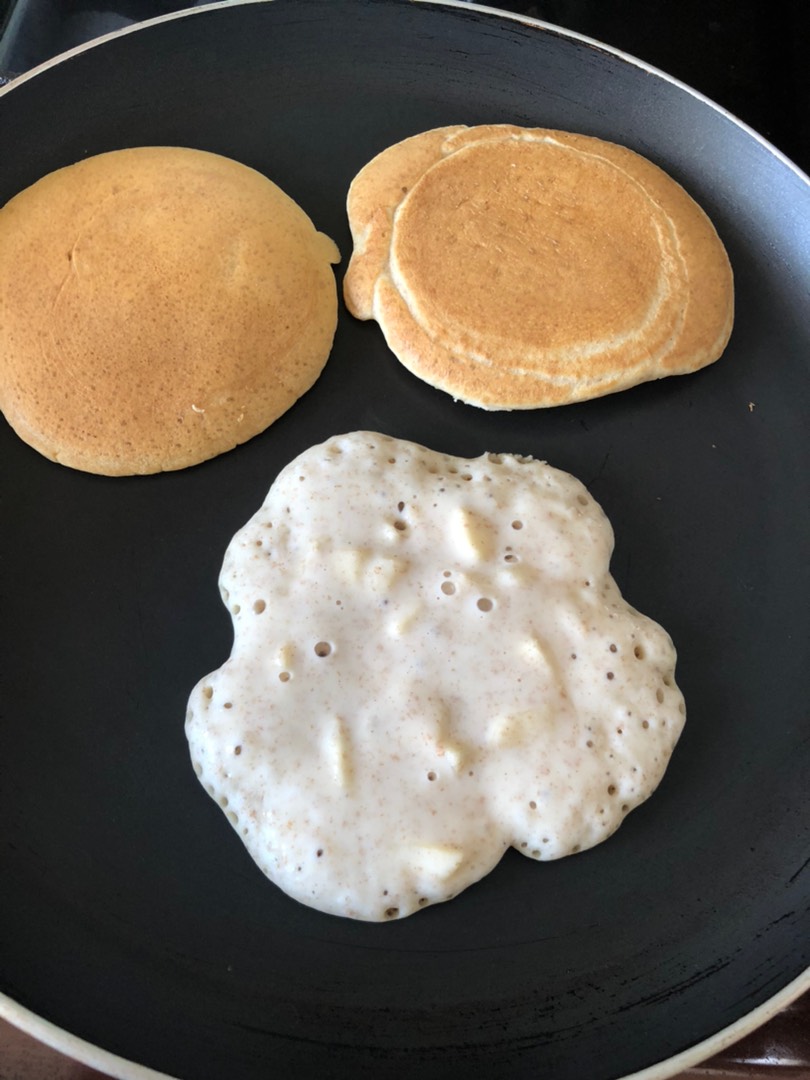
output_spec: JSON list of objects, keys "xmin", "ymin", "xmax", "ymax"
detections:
[
  {"xmin": 0, "ymin": 146, "xmax": 340, "ymax": 474},
  {"xmin": 344, "ymin": 124, "xmax": 733, "ymax": 409}
]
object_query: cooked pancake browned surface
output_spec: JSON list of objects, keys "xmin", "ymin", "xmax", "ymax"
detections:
[
  {"xmin": 344, "ymin": 125, "xmax": 734, "ymax": 409},
  {"xmin": 0, "ymin": 146, "xmax": 340, "ymax": 474}
]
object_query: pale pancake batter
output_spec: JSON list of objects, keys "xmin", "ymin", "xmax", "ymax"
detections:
[{"xmin": 186, "ymin": 433, "xmax": 685, "ymax": 920}]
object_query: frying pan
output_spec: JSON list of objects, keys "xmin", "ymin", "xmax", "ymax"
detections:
[{"xmin": 1, "ymin": 1, "xmax": 808, "ymax": 1077}]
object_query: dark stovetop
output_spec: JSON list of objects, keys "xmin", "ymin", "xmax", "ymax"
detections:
[{"xmin": 1, "ymin": 0, "xmax": 809, "ymax": 173}]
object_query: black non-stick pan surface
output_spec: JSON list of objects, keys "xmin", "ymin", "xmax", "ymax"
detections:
[{"xmin": 1, "ymin": 2, "xmax": 808, "ymax": 1078}]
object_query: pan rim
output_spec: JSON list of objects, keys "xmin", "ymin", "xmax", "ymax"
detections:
[
  {"xmin": 0, "ymin": 0, "xmax": 808, "ymax": 184},
  {"xmin": 0, "ymin": 1, "xmax": 807, "ymax": 1077},
  {"xmin": 2, "ymin": 969, "xmax": 809, "ymax": 1080}
]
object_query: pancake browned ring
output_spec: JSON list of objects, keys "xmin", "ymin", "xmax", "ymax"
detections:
[{"xmin": 344, "ymin": 124, "xmax": 734, "ymax": 409}]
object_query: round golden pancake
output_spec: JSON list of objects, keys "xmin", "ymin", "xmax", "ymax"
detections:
[
  {"xmin": 343, "ymin": 125, "xmax": 734, "ymax": 409},
  {"xmin": 0, "ymin": 146, "xmax": 340, "ymax": 474}
]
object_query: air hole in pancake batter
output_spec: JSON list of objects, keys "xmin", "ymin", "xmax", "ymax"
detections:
[{"xmin": 314, "ymin": 641, "xmax": 332, "ymax": 657}]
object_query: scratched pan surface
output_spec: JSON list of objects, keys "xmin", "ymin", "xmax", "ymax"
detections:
[{"xmin": 0, "ymin": 1, "xmax": 808, "ymax": 1078}]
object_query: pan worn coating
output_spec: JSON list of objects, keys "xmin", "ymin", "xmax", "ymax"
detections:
[{"xmin": 0, "ymin": 1, "xmax": 808, "ymax": 1077}]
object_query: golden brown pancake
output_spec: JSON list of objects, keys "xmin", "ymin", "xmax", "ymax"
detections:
[
  {"xmin": 343, "ymin": 124, "xmax": 734, "ymax": 409},
  {"xmin": 0, "ymin": 146, "xmax": 340, "ymax": 474}
]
